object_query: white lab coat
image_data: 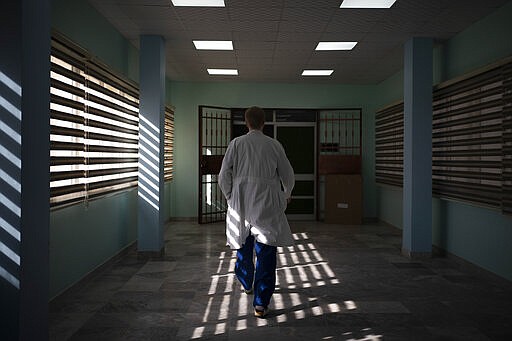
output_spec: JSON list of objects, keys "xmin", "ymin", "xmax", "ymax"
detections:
[{"xmin": 218, "ymin": 129, "xmax": 295, "ymax": 249}]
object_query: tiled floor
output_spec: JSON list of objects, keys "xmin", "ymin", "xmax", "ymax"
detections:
[{"xmin": 50, "ymin": 221, "xmax": 512, "ymax": 340}]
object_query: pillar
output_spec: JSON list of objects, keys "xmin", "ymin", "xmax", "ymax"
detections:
[
  {"xmin": 1, "ymin": 0, "xmax": 50, "ymax": 339},
  {"xmin": 138, "ymin": 35, "xmax": 166, "ymax": 257},
  {"xmin": 402, "ymin": 37, "xmax": 433, "ymax": 258}
]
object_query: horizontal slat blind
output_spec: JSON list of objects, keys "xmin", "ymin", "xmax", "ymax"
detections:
[
  {"xmin": 375, "ymin": 56, "xmax": 512, "ymax": 216},
  {"xmin": 50, "ymin": 39, "xmax": 87, "ymax": 206},
  {"xmin": 375, "ymin": 102, "xmax": 404, "ymax": 187},
  {"xmin": 503, "ymin": 62, "xmax": 512, "ymax": 215},
  {"xmin": 164, "ymin": 106, "xmax": 175, "ymax": 182},
  {"xmin": 432, "ymin": 64, "xmax": 504, "ymax": 208},
  {"xmin": 50, "ymin": 35, "xmax": 139, "ymax": 207}
]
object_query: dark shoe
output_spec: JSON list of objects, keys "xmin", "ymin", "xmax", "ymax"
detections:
[{"xmin": 254, "ymin": 305, "xmax": 268, "ymax": 318}]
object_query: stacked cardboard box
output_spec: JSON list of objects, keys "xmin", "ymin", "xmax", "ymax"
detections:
[{"xmin": 324, "ymin": 174, "xmax": 362, "ymax": 225}]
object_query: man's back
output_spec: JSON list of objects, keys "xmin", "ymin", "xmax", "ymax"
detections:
[
  {"xmin": 232, "ymin": 130, "xmax": 285, "ymax": 182},
  {"xmin": 219, "ymin": 129, "xmax": 294, "ymax": 248}
]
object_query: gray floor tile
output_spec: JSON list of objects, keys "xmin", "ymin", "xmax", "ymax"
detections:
[{"xmin": 49, "ymin": 221, "xmax": 512, "ymax": 340}]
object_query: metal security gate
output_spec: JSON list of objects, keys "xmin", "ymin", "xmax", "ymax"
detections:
[
  {"xmin": 198, "ymin": 106, "xmax": 362, "ymax": 223},
  {"xmin": 198, "ymin": 106, "xmax": 231, "ymax": 224}
]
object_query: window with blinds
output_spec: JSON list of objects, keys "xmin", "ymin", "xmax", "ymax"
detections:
[
  {"xmin": 502, "ymin": 62, "xmax": 512, "ymax": 215},
  {"xmin": 50, "ymin": 35, "xmax": 140, "ymax": 207},
  {"xmin": 375, "ymin": 102, "xmax": 404, "ymax": 187},
  {"xmin": 164, "ymin": 106, "xmax": 175, "ymax": 182},
  {"xmin": 432, "ymin": 63, "xmax": 505, "ymax": 209},
  {"xmin": 375, "ymin": 56, "xmax": 512, "ymax": 216}
]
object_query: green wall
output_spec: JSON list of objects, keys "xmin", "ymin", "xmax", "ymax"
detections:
[
  {"xmin": 442, "ymin": 1, "xmax": 512, "ymax": 81},
  {"xmin": 169, "ymin": 82, "xmax": 378, "ymax": 219},
  {"xmin": 52, "ymin": 0, "xmax": 139, "ymax": 83},
  {"xmin": 50, "ymin": 191, "xmax": 137, "ymax": 297},
  {"xmin": 50, "ymin": 0, "xmax": 139, "ymax": 298},
  {"xmin": 50, "ymin": 0, "xmax": 174, "ymax": 297},
  {"xmin": 375, "ymin": 1, "xmax": 512, "ymax": 281}
]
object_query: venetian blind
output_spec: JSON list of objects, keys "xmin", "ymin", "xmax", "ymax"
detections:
[
  {"xmin": 375, "ymin": 102, "xmax": 404, "ymax": 187},
  {"xmin": 50, "ymin": 34, "xmax": 139, "ymax": 207},
  {"xmin": 503, "ymin": 61, "xmax": 512, "ymax": 215},
  {"xmin": 375, "ymin": 56, "xmax": 512, "ymax": 215},
  {"xmin": 164, "ymin": 106, "xmax": 175, "ymax": 182},
  {"xmin": 432, "ymin": 63, "xmax": 505, "ymax": 208}
]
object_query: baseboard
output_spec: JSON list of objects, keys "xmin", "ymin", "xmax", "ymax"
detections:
[
  {"xmin": 168, "ymin": 217, "xmax": 197, "ymax": 222},
  {"xmin": 432, "ymin": 245, "xmax": 512, "ymax": 285},
  {"xmin": 137, "ymin": 247, "xmax": 165, "ymax": 260},
  {"xmin": 378, "ymin": 219, "xmax": 401, "ymax": 229},
  {"xmin": 401, "ymin": 248, "xmax": 432, "ymax": 259},
  {"xmin": 49, "ymin": 241, "xmax": 136, "ymax": 304}
]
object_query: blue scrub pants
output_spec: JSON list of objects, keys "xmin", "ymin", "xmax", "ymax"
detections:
[{"xmin": 235, "ymin": 234, "xmax": 277, "ymax": 308}]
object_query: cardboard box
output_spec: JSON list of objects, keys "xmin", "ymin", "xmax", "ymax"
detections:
[{"xmin": 324, "ymin": 174, "xmax": 362, "ymax": 225}]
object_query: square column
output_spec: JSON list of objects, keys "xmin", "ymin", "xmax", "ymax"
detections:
[
  {"xmin": 402, "ymin": 37, "xmax": 433, "ymax": 257},
  {"xmin": 138, "ymin": 35, "xmax": 166, "ymax": 257},
  {"xmin": 1, "ymin": 0, "xmax": 50, "ymax": 339}
]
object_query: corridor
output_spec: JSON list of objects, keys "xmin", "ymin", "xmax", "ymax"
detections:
[{"xmin": 50, "ymin": 221, "xmax": 512, "ymax": 340}]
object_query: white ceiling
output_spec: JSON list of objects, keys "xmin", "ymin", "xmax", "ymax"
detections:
[{"xmin": 87, "ymin": 0, "xmax": 510, "ymax": 84}]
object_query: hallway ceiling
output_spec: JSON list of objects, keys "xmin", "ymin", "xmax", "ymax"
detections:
[{"xmin": 87, "ymin": 0, "xmax": 509, "ymax": 84}]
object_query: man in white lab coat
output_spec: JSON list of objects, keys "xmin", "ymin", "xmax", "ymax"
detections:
[{"xmin": 218, "ymin": 106, "xmax": 295, "ymax": 318}]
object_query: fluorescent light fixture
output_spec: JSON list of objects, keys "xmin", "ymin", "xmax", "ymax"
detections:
[
  {"xmin": 171, "ymin": 0, "xmax": 225, "ymax": 7},
  {"xmin": 207, "ymin": 69, "xmax": 238, "ymax": 75},
  {"xmin": 316, "ymin": 42, "xmax": 358, "ymax": 50},
  {"xmin": 193, "ymin": 40, "xmax": 233, "ymax": 50},
  {"xmin": 340, "ymin": 0, "xmax": 397, "ymax": 8},
  {"xmin": 302, "ymin": 70, "xmax": 334, "ymax": 76}
]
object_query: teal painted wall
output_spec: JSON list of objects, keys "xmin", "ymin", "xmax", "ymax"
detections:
[
  {"xmin": 372, "ymin": 67, "xmax": 404, "ymax": 229},
  {"xmin": 375, "ymin": 2, "xmax": 512, "ymax": 281},
  {"xmin": 169, "ymin": 82, "xmax": 378, "ymax": 219},
  {"xmin": 442, "ymin": 1, "xmax": 512, "ymax": 82},
  {"xmin": 49, "ymin": 191, "xmax": 137, "ymax": 297},
  {"xmin": 52, "ymin": 0, "xmax": 139, "ymax": 83},
  {"xmin": 432, "ymin": 201, "xmax": 512, "ymax": 279},
  {"xmin": 50, "ymin": 0, "xmax": 141, "ymax": 298},
  {"xmin": 51, "ymin": 0, "xmax": 174, "ymax": 297}
]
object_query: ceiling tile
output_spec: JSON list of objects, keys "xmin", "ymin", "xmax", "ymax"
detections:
[
  {"xmin": 226, "ymin": 0, "xmax": 285, "ymax": 8},
  {"xmin": 236, "ymin": 49, "xmax": 275, "ymax": 59},
  {"xmin": 173, "ymin": 7, "xmax": 230, "ymax": 22},
  {"xmin": 87, "ymin": 0, "xmax": 510, "ymax": 83},
  {"xmin": 182, "ymin": 20, "xmax": 232, "ymax": 32},
  {"xmin": 227, "ymin": 6, "xmax": 283, "ymax": 21},
  {"xmin": 280, "ymin": 20, "xmax": 328, "ymax": 33},
  {"xmin": 230, "ymin": 21, "xmax": 280, "ymax": 32},
  {"xmin": 232, "ymin": 31, "xmax": 278, "ymax": 42}
]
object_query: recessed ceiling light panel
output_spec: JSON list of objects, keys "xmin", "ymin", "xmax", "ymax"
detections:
[
  {"xmin": 340, "ymin": 0, "xmax": 396, "ymax": 8},
  {"xmin": 171, "ymin": 0, "xmax": 225, "ymax": 7},
  {"xmin": 207, "ymin": 69, "xmax": 238, "ymax": 75},
  {"xmin": 316, "ymin": 42, "xmax": 358, "ymax": 50},
  {"xmin": 301, "ymin": 70, "xmax": 334, "ymax": 76},
  {"xmin": 193, "ymin": 40, "xmax": 233, "ymax": 50}
]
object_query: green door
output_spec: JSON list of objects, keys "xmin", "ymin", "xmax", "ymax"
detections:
[{"xmin": 276, "ymin": 125, "xmax": 316, "ymax": 220}]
